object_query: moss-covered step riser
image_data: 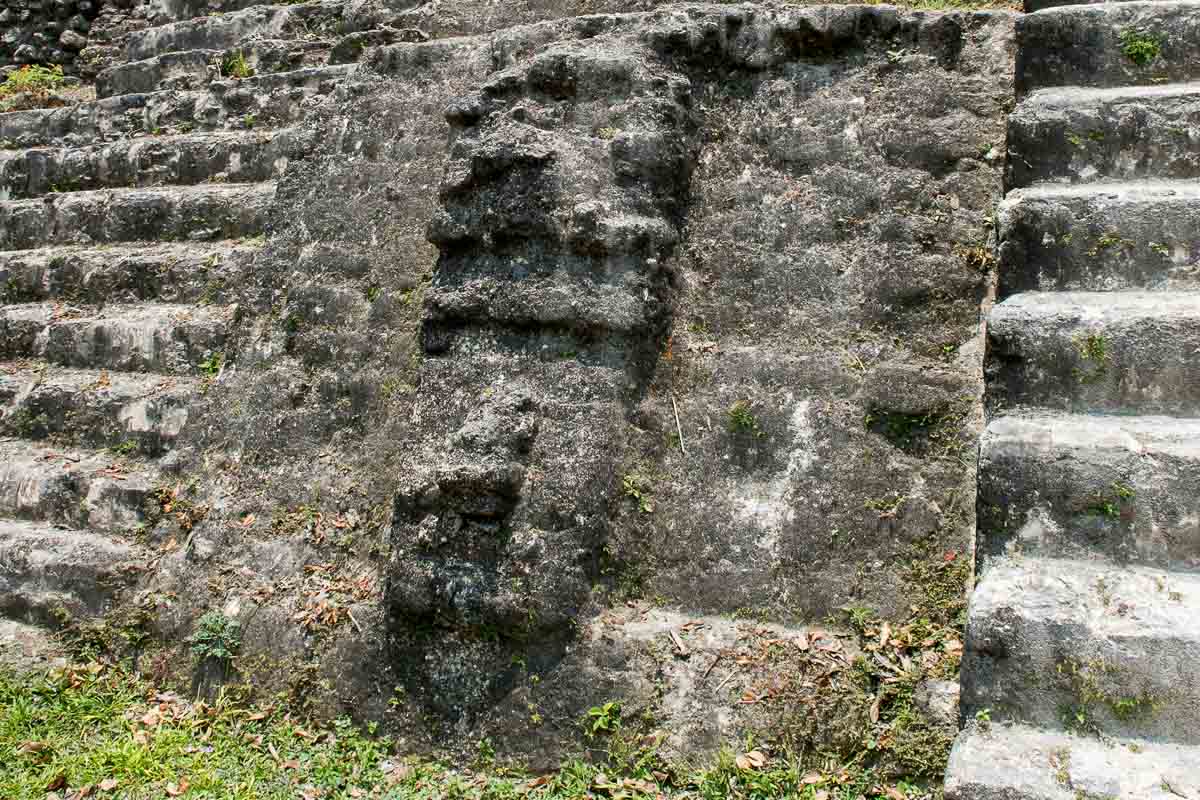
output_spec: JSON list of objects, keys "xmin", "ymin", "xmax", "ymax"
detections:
[
  {"xmin": 1017, "ymin": 1, "xmax": 1200, "ymax": 97},
  {"xmin": 0, "ymin": 66, "xmax": 353, "ymax": 149},
  {"xmin": 96, "ymin": 40, "xmax": 336, "ymax": 100},
  {"xmin": 1007, "ymin": 84, "xmax": 1200, "ymax": 189},
  {"xmin": 0, "ymin": 242, "xmax": 259, "ymax": 306},
  {"xmin": 122, "ymin": 1, "xmax": 345, "ymax": 62},
  {"xmin": 986, "ymin": 291, "xmax": 1200, "ymax": 416},
  {"xmin": 0, "ymin": 302, "xmax": 231, "ymax": 375},
  {"xmin": 946, "ymin": 723, "xmax": 1199, "ymax": 800},
  {"xmin": 0, "ymin": 520, "xmax": 144, "ymax": 622},
  {"xmin": 959, "ymin": 558, "xmax": 1200, "ymax": 744},
  {"xmin": 0, "ymin": 442, "xmax": 158, "ymax": 534},
  {"xmin": 0, "ymin": 182, "xmax": 274, "ymax": 250},
  {"xmin": 976, "ymin": 412, "xmax": 1200, "ymax": 572},
  {"xmin": 0, "ymin": 365, "xmax": 198, "ymax": 455},
  {"xmin": 997, "ymin": 183, "xmax": 1200, "ymax": 295},
  {"xmin": 0, "ymin": 130, "xmax": 297, "ymax": 200}
]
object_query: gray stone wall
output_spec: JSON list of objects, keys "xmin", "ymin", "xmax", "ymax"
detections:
[{"xmin": 1, "ymin": 0, "xmax": 100, "ymax": 71}]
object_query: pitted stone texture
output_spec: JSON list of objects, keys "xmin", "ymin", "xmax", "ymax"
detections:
[
  {"xmin": 0, "ymin": 182, "xmax": 274, "ymax": 250},
  {"xmin": 0, "ymin": 440, "xmax": 157, "ymax": 534},
  {"xmin": 1016, "ymin": 1, "xmax": 1200, "ymax": 97},
  {"xmin": 122, "ymin": 1, "xmax": 344, "ymax": 62},
  {"xmin": 977, "ymin": 412, "xmax": 1200, "ymax": 572},
  {"xmin": 0, "ymin": 66, "xmax": 354, "ymax": 149},
  {"xmin": 0, "ymin": 519, "xmax": 145, "ymax": 622},
  {"xmin": 960, "ymin": 557, "xmax": 1200, "ymax": 743},
  {"xmin": 0, "ymin": 363, "xmax": 196, "ymax": 454},
  {"xmin": 997, "ymin": 182, "xmax": 1200, "ymax": 295},
  {"xmin": 1006, "ymin": 83, "xmax": 1200, "ymax": 188},
  {"xmin": 0, "ymin": 302, "xmax": 231, "ymax": 375},
  {"xmin": 987, "ymin": 291, "xmax": 1200, "ymax": 416},
  {"xmin": 0, "ymin": 130, "xmax": 299, "ymax": 200},
  {"xmin": 0, "ymin": 242, "xmax": 260, "ymax": 306},
  {"xmin": 946, "ymin": 723, "xmax": 1200, "ymax": 800},
  {"xmin": 147, "ymin": 3, "xmax": 1011, "ymax": 761}
]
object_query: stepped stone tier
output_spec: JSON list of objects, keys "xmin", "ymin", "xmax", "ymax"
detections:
[
  {"xmin": 946, "ymin": 0, "xmax": 1200, "ymax": 796},
  {"xmin": 0, "ymin": 0, "xmax": 1194, "ymax": 788}
]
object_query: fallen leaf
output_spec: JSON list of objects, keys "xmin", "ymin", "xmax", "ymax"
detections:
[
  {"xmin": 735, "ymin": 750, "xmax": 767, "ymax": 770},
  {"xmin": 99, "ymin": 779, "xmax": 118, "ymax": 792},
  {"xmin": 165, "ymin": 778, "xmax": 188, "ymax": 796},
  {"xmin": 885, "ymin": 786, "xmax": 907, "ymax": 800},
  {"xmin": 943, "ymin": 550, "xmax": 958, "ymax": 562},
  {"xmin": 281, "ymin": 760, "xmax": 301, "ymax": 770},
  {"xmin": 801, "ymin": 772, "xmax": 823, "ymax": 785},
  {"xmin": 870, "ymin": 692, "xmax": 883, "ymax": 723},
  {"xmin": 879, "ymin": 622, "xmax": 891, "ymax": 649}
]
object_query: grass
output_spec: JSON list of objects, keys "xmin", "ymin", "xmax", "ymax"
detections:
[
  {"xmin": 220, "ymin": 51, "xmax": 255, "ymax": 80},
  {"xmin": 1, "ymin": 650, "xmax": 954, "ymax": 800}
]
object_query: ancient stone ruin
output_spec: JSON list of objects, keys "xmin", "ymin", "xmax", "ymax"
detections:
[{"xmin": 0, "ymin": 0, "xmax": 1196, "ymax": 793}]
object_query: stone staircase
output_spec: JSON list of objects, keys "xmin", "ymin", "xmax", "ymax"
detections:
[
  {"xmin": 0, "ymin": 0, "xmax": 378, "ymax": 625},
  {"xmin": 946, "ymin": 1, "xmax": 1200, "ymax": 797}
]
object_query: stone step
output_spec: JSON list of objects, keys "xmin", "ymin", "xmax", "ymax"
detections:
[
  {"xmin": 147, "ymin": 0, "xmax": 265, "ymax": 24},
  {"xmin": 946, "ymin": 722, "xmax": 1199, "ymax": 800},
  {"xmin": 987, "ymin": 291, "xmax": 1200, "ymax": 416},
  {"xmin": 0, "ymin": 440, "xmax": 158, "ymax": 533},
  {"xmin": 0, "ymin": 129, "xmax": 296, "ymax": 200},
  {"xmin": 960, "ymin": 557, "xmax": 1200, "ymax": 743},
  {"xmin": 0, "ymin": 65, "xmax": 353, "ymax": 149},
  {"xmin": 977, "ymin": 411, "xmax": 1200, "ymax": 571},
  {"xmin": 998, "ymin": 181, "xmax": 1200, "ymax": 295},
  {"xmin": 124, "ymin": 1, "xmax": 343, "ymax": 62},
  {"xmin": 0, "ymin": 182, "xmax": 274, "ymax": 250},
  {"xmin": 1026, "ymin": 0, "xmax": 1149, "ymax": 13},
  {"xmin": 96, "ymin": 39, "xmax": 333, "ymax": 99},
  {"xmin": 0, "ymin": 302, "xmax": 232, "ymax": 375},
  {"xmin": 1017, "ymin": 1, "xmax": 1200, "ymax": 97},
  {"xmin": 0, "ymin": 241, "xmax": 260, "ymax": 306},
  {"xmin": 1007, "ymin": 83, "xmax": 1200, "ymax": 188},
  {"xmin": 0, "ymin": 519, "xmax": 146, "ymax": 622},
  {"xmin": 0, "ymin": 362, "xmax": 198, "ymax": 454}
]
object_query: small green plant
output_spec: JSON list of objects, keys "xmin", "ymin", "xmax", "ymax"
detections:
[
  {"xmin": 974, "ymin": 708, "xmax": 991, "ymax": 723},
  {"xmin": 621, "ymin": 472, "xmax": 653, "ymax": 514},
  {"xmin": 0, "ymin": 64, "xmax": 66, "ymax": 112},
  {"xmin": 221, "ymin": 51, "xmax": 255, "ymax": 79},
  {"xmin": 199, "ymin": 351, "xmax": 224, "ymax": 377},
  {"xmin": 585, "ymin": 701, "xmax": 621, "ymax": 738},
  {"xmin": 188, "ymin": 611, "xmax": 241, "ymax": 662},
  {"xmin": 109, "ymin": 439, "xmax": 138, "ymax": 457},
  {"xmin": 1087, "ymin": 230, "xmax": 1134, "ymax": 257},
  {"xmin": 727, "ymin": 400, "xmax": 762, "ymax": 436},
  {"xmin": 365, "ymin": 284, "xmax": 382, "ymax": 302},
  {"xmin": 1119, "ymin": 29, "xmax": 1162, "ymax": 66},
  {"xmin": 1072, "ymin": 332, "xmax": 1110, "ymax": 384}
]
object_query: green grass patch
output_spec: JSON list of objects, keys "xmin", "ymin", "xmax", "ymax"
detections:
[{"xmin": 1, "ymin": 661, "xmax": 950, "ymax": 800}]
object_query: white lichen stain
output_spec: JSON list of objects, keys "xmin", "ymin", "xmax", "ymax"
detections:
[{"xmin": 732, "ymin": 398, "xmax": 819, "ymax": 560}]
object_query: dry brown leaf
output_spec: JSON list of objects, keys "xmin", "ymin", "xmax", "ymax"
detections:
[
  {"xmin": 870, "ymin": 692, "xmax": 883, "ymax": 723},
  {"xmin": 98, "ymin": 779, "xmax": 118, "ymax": 792},
  {"xmin": 165, "ymin": 778, "xmax": 188, "ymax": 796},
  {"xmin": 801, "ymin": 772, "xmax": 823, "ymax": 785},
  {"xmin": 885, "ymin": 786, "xmax": 907, "ymax": 800},
  {"xmin": 879, "ymin": 621, "xmax": 891, "ymax": 648}
]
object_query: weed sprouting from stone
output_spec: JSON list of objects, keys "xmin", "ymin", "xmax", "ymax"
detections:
[
  {"xmin": 220, "ymin": 51, "xmax": 255, "ymax": 79},
  {"xmin": 1119, "ymin": 29, "xmax": 1162, "ymax": 66},
  {"xmin": 188, "ymin": 611, "xmax": 241, "ymax": 662},
  {"xmin": 727, "ymin": 399, "xmax": 762, "ymax": 436}
]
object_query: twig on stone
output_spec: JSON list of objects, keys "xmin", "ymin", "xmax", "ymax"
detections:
[
  {"xmin": 348, "ymin": 610, "xmax": 364, "ymax": 634},
  {"xmin": 671, "ymin": 393, "xmax": 687, "ymax": 457}
]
